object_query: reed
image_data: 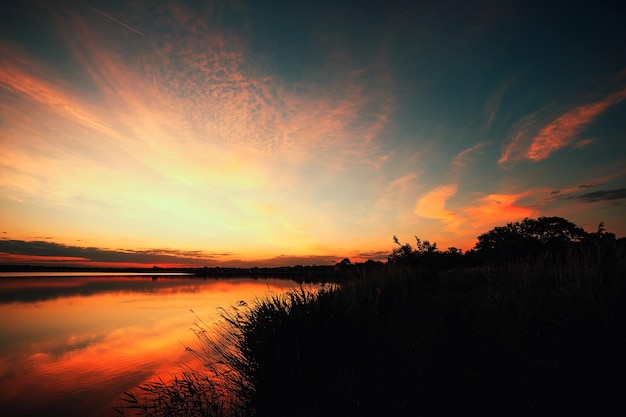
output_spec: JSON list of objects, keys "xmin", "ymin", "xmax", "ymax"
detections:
[{"xmin": 118, "ymin": 245, "xmax": 625, "ymax": 416}]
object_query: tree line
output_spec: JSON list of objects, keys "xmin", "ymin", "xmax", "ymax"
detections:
[{"xmin": 386, "ymin": 216, "xmax": 625, "ymax": 269}]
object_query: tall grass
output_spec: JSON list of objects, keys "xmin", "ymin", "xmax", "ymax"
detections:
[
  {"xmin": 118, "ymin": 246, "xmax": 625, "ymax": 416},
  {"xmin": 116, "ymin": 367, "xmax": 232, "ymax": 417}
]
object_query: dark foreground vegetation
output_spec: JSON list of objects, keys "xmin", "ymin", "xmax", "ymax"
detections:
[{"xmin": 117, "ymin": 217, "xmax": 626, "ymax": 416}]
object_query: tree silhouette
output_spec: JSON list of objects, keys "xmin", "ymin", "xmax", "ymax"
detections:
[
  {"xmin": 388, "ymin": 235, "xmax": 452, "ymax": 271},
  {"xmin": 474, "ymin": 216, "xmax": 587, "ymax": 262}
]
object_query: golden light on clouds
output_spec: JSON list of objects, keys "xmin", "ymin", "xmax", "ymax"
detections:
[
  {"xmin": 0, "ymin": 4, "xmax": 396, "ymax": 264},
  {"xmin": 414, "ymin": 184, "xmax": 458, "ymax": 223}
]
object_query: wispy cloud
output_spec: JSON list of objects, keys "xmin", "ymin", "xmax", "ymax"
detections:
[
  {"xmin": 453, "ymin": 141, "xmax": 488, "ymax": 167},
  {"xmin": 484, "ymin": 78, "xmax": 513, "ymax": 129},
  {"xmin": 376, "ymin": 173, "xmax": 419, "ymax": 209},
  {"xmin": 527, "ymin": 89, "xmax": 626, "ymax": 161},
  {"xmin": 499, "ymin": 87, "xmax": 626, "ymax": 164}
]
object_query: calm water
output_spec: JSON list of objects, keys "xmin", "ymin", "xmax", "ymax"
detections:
[{"xmin": 0, "ymin": 273, "xmax": 304, "ymax": 417}]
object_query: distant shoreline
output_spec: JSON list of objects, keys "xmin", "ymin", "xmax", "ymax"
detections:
[{"xmin": 0, "ymin": 263, "xmax": 353, "ymax": 282}]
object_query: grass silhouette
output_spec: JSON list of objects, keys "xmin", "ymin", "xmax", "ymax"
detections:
[{"xmin": 118, "ymin": 235, "xmax": 625, "ymax": 416}]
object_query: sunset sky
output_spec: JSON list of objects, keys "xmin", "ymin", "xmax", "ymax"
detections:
[{"xmin": 1, "ymin": 0, "xmax": 625, "ymax": 267}]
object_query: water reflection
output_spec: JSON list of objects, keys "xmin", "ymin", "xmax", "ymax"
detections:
[
  {"xmin": 0, "ymin": 275, "xmax": 302, "ymax": 417},
  {"xmin": 0, "ymin": 274, "xmax": 205, "ymax": 303}
]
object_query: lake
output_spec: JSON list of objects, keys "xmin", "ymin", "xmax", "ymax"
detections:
[{"xmin": 0, "ymin": 272, "xmax": 305, "ymax": 417}]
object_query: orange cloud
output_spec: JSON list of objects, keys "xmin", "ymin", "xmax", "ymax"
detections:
[
  {"xmin": 414, "ymin": 184, "xmax": 459, "ymax": 226},
  {"xmin": 499, "ymin": 87, "xmax": 626, "ymax": 164},
  {"xmin": 462, "ymin": 192, "xmax": 539, "ymax": 230},
  {"xmin": 405, "ymin": 185, "xmax": 543, "ymax": 251},
  {"xmin": 527, "ymin": 88, "xmax": 626, "ymax": 161}
]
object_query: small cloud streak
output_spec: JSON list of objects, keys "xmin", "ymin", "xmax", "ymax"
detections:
[
  {"xmin": 541, "ymin": 170, "xmax": 626, "ymax": 204},
  {"xmin": 484, "ymin": 78, "xmax": 513, "ymax": 129},
  {"xmin": 500, "ymin": 87, "xmax": 626, "ymax": 164},
  {"xmin": 83, "ymin": 3, "xmax": 145, "ymax": 37},
  {"xmin": 574, "ymin": 188, "xmax": 626, "ymax": 203},
  {"xmin": 376, "ymin": 173, "xmax": 418, "ymax": 209},
  {"xmin": 453, "ymin": 142, "xmax": 488, "ymax": 167},
  {"xmin": 573, "ymin": 138, "xmax": 597, "ymax": 149}
]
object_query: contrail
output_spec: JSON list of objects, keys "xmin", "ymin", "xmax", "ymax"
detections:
[{"xmin": 83, "ymin": 3, "xmax": 145, "ymax": 37}]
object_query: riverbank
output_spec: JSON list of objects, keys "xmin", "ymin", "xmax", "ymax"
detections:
[
  {"xmin": 119, "ymin": 244, "xmax": 626, "ymax": 416},
  {"xmin": 0, "ymin": 264, "xmax": 354, "ymax": 282}
]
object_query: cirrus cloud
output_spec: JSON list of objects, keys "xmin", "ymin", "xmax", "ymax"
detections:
[{"xmin": 499, "ymin": 86, "xmax": 626, "ymax": 164}]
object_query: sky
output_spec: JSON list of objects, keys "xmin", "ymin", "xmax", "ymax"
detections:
[{"xmin": 1, "ymin": 0, "xmax": 625, "ymax": 267}]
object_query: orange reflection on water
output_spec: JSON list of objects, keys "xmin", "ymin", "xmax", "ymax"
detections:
[{"xmin": 0, "ymin": 276, "xmax": 302, "ymax": 417}]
